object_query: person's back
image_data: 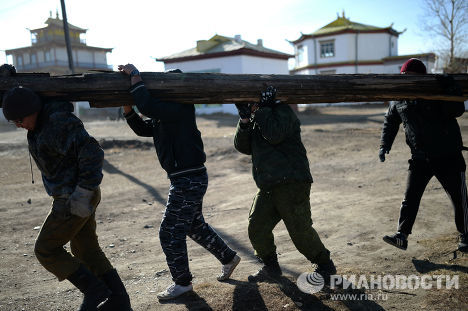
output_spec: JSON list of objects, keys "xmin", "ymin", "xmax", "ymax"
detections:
[
  {"xmin": 27, "ymin": 100, "xmax": 104, "ymax": 195},
  {"xmin": 235, "ymin": 103, "xmax": 313, "ymax": 189},
  {"xmin": 381, "ymin": 99, "xmax": 464, "ymax": 158}
]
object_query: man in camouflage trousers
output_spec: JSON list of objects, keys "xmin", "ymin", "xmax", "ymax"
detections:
[
  {"xmin": 118, "ymin": 64, "xmax": 240, "ymax": 301},
  {"xmin": 2, "ymin": 78, "xmax": 131, "ymax": 310},
  {"xmin": 234, "ymin": 86, "xmax": 336, "ymax": 282}
]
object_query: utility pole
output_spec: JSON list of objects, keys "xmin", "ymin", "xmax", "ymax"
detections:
[{"xmin": 60, "ymin": 0, "xmax": 75, "ymax": 74}]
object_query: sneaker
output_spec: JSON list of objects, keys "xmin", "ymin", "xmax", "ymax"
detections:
[
  {"xmin": 383, "ymin": 232, "xmax": 408, "ymax": 250},
  {"xmin": 315, "ymin": 259, "xmax": 337, "ymax": 286},
  {"xmin": 458, "ymin": 233, "xmax": 468, "ymax": 252},
  {"xmin": 157, "ymin": 283, "xmax": 193, "ymax": 300},
  {"xmin": 248, "ymin": 262, "xmax": 282, "ymax": 283},
  {"xmin": 217, "ymin": 255, "xmax": 241, "ymax": 281}
]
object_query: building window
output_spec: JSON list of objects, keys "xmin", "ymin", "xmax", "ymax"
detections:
[
  {"xmin": 45, "ymin": 50, "xmax": 51, "ymax": 62},
  {"xmin": 31, "ymin": 54, "xmax": 37, "ymax": 64},
  {"xmin": 296, "ymin": 45, "xmax": 304, "ymax": 64},
  {"xmin": 17, "ymin": 55, "xmax": 23, "ymax": 66},
  {"xmin": 320, "ymin": 41, "xmax": 335, "ymax": 58}
]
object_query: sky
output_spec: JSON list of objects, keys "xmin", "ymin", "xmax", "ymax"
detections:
[{"xmin": 0, "ymin": 0, "xmax": 439, "ymax": 72}]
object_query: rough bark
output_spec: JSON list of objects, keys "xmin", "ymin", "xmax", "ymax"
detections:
[{"xmin": 0, "ymin": 71, "xmax": 467, "ymax": 107}]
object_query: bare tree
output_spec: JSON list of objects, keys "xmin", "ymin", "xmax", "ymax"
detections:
[{"xmin": 421, "ymin": 0, "xmax": 468, "ymax": 72}]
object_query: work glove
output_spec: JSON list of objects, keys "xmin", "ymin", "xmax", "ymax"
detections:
[
  {"xmin": 379, "ymin": 147, "xmax": 389, "ymax": 162},
  {"xmin": 68, "ymin": 186, "xmax": 95, "ymax": 218},
  {"xmin": 235, "ymin": 103, "xmax": 252, "ymax": 119},
  {"xmin": 165, "ymin": 68, "xmax": 183, "ymax": 73},
  {"xmin": 258, "ymin": 86, "xmax": 278, "ymax": 107},
  {"xmin": 436, "ymin": 74, "xmax": 462, "ymax": 96}
]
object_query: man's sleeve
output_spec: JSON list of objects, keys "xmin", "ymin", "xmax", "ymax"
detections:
[
  {"xmin": 253, "ymin": 106, "xmax": 294, "ymax": 145},
  {"xmin": 129, "ymin": 81, "xmax": 180, "ymax": 121},
  {"xmin": 234, "ymin": 121, "xmax": 252, "ymax": 155},
  {"xmin": 380, "ymin": 103, "xmax": 401, "ymax": 151},
  {"xmin": 440, "ymin": 101, "xmax": 465, "ymax": 119},
  {"xmin": 124, "ymin": 109, "xmax": 154, "ymax": 137}
]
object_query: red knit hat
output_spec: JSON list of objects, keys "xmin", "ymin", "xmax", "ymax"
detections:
[{"xmin": 400, "ymin": 58, "xmax": 427, "ymax": 74}]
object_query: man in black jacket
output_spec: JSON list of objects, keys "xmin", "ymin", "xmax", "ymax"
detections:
[
  {"xmin": 118, "ymin": 64, "xmax": 240, "ymax": 300},
  {"xmin": 380, "ymin": 58, "xmax": 467, "ymax": 252}
]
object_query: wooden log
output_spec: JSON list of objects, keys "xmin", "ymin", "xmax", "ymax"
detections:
[{"xmin": 0, "ymin": 71, "xmax": 467, "ymax": 108}]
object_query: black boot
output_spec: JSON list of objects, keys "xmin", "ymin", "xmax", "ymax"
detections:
[
  {"xmin": 248, "ymin": 254, "xmax": 282, "ymax": 282},
  {"xmin": 459, "ymin": 233, "xmax": 468, "ymax": 252},
  {"xmin": 315, "ymin": 259, "xmax": 337, "ymax": 285},
  {"xmin": 98, "ymin": 269, "xmax": 132, "ymax": 311},
  {"xmin": 67, "ymin": 265, "xmax": 112, "ymax": 311}
]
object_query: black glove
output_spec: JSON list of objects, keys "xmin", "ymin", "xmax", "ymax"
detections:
[
  {"xmin": 436, "ymin": 74, "xmax": 462, "ymax": 96},
  {"xmin": 165, "ymin": 68, "xmax": 183, "ymax": 73},
  {"xmin": 379, "ymin": 147, "xmax": 389, "ymax": 162},
  {"xmin": 258, "ymin": 86, "xmax": 277, "ymax": 107},
  {"xmin": 235, "ymin": 103, "xmax": 251, "ymax": 119},
  {"xmin": 0, "ymin": 64, "xmax": 16, "ymax": 77}
]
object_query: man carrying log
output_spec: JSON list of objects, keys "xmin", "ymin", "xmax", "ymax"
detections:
[
  {"xmin": 118, "ymin": 64, "xmax": 241, "ymax": 301},
  {"xmin": 380, "ymin": 58, "xmax": 468, "ymax": 252},
  {"xmin": 233, "ymin": 86, "xmax": 337, "ymax": 283},
  {"xmin": 1, "ymin": 65, "xmax": 131, "ymax": 311}
]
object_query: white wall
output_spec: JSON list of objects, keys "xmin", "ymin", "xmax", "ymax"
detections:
[
  {"xmin": 77, "ymin": 50, "xmax": 93, "ymax": 63},
  {"xmin": 358, "ymin": 33, "xmax": 392, "ymax": 60},
  {"xmin": 165, "ymin": 55, "xmax": 288, "ymax": 74},
  {"xmin": 294, "ymin": 32, "xmax": 398, "ymax": 71}
]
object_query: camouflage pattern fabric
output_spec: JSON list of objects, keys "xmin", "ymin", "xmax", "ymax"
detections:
[
  {"xmin": 159, "ymin": 171, "xmax": 236, "ymax": 285},
  {"xmin": 27, "ymin": 101, "xmax": 104, "ymax": 196}
]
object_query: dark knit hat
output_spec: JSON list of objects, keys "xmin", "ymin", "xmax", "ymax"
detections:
[
  {"xmin": 400, "ymin": 58, "xmax": 427, "ymax": 74},
  {"xmin": 2, "ymin": 87, "xmax": 42, "ymax": 121}
]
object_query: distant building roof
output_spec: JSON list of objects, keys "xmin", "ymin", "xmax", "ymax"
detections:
[
  {"xmin": 291, "ymin": 12, "xmax": 402, "ymax": 44},
  {"xmin": 157, "ymin": 34, "xmax": 292, "ymax": 63},
  {"xmin": 30, "ymin": 11, "xmax": 87, "ymax": 33}
]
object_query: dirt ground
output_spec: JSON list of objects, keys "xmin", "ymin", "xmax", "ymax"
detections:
[{"xmin": 0, "ymin": 104, "xmax": 467, "ymax": 311}]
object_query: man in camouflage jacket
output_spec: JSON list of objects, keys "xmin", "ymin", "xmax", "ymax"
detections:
[
  {"xmin": 234, "ymin": 86, "xmax": 336, "ymax": 282},
  {"xmin": 2, "ymin": 84, "xmax": 131, "ymax": 311}
]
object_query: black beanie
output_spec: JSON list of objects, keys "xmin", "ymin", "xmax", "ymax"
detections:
[{"xmin": 2, "ymin": 87, "xmax": 42, "ymax": 121}]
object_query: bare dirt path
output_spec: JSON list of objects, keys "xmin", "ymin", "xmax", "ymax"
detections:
[{"xmin": 0, "ymin": 104, "xmax": 466, "ymax": 310}]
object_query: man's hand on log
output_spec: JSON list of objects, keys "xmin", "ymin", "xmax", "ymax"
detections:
[
  {"xmin": 118, "ymin": 63, "xmax": 138, "ymax": 75},
  {"xmin": 0, "ymin": 64, "xmax": 16, "ymax": 77},
  {"xmin": 258, "ymin": 86, "xmax": 278, "ymax": 107},
  {"xmin": 118, "ymin": 63, "xmax": 142, "ymax": 85}
]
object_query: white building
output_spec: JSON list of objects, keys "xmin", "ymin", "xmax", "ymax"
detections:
[
  {"xmin": 157, "ymin": 34, "xmax": 291, "ymax": 114},
  {"xmin": 290, "ymin": 13, "xmax": 435, "ymax": 75},
  {"xmin": 5, "ymin": 12, "xmax": 112, "ymax": 75}
]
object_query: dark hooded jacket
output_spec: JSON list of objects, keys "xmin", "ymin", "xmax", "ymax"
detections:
[
  {"xmin": 380, "ymin": 100, "xmax": 464, "ymax": 157},
  {"xmin": 234, "ymin": 104, "xmax": 313, "ymax": 189},
  {"xmin": 124, "ymin": 81, "xmax": 206, "ymax": 178},
  {"xmin": 27, "ymin": 100, "xmax": 104, "ymax": 196}
]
